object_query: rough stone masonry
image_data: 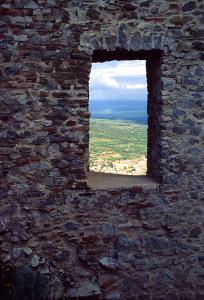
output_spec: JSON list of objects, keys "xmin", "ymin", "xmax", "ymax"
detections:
[{"xmin": 0, "ymin": 0, "xmax": 204, "ymax": 299}]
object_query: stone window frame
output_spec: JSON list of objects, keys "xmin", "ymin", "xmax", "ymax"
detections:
[{"xmin": 87, "ymin": 49, "xmax": 163, "ymax": 187}]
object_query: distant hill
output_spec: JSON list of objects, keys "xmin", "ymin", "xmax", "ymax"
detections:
[{"xmin": 89, "ymin": 100, "xmax": 147, "ymax": 124}]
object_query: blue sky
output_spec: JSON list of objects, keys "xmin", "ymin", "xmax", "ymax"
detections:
[{"xmin": 89, "ymin": 60, "xmax": 147, "ymax": 102}]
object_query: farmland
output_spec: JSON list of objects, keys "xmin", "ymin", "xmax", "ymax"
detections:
[{"xmin": 89, "ymin": 119, "xmax": 147, "ymax": 175}]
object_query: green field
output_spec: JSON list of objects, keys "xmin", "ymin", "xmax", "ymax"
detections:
[{"xmin": 89, "ymin": 119, "xmax": 147, "ymax": 165}]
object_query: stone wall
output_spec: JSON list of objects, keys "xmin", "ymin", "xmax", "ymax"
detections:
[{"xmin": 0, "ymin": 0, "xmax": 204, "ymax": 299}]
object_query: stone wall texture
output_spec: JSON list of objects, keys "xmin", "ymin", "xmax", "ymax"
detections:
[{"xmin": 0, "ymin": 0, "xmax": 204, "ymax": 299}]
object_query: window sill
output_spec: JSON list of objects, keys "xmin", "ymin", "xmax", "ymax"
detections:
[{"xmin": 87, "ymin": 171, "xmax": 158, "ymax": 190}]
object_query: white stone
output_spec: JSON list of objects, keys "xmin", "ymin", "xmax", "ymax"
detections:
[
  {"xmin": 14, "ymin": 35, "xmax": 28, "ymax": 42},
  {"xmin": 31, "ymin": 254, "xmax": 40, "ymax": 267},
  {"xmin": 1, "ymin": 254, "xmax": 11, "ymax": 262},
  {"xmin": 99, "ymin": 256, "xmax": 118, "ymax": 270},
  {"xmin": 23, "ymin": 247, "xmax": 32, "ymax": 255}
]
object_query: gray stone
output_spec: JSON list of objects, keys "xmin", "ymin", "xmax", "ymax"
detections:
[
  {"xmin": 14, "ymin": 35, "xmax": 28, "ymax": 42},
  {"xmin": 162, "ymin": 174, "xmax": 179, "ymax": 184},
  {"xmin": 0, "ymin": 41, "xmax": 8, "ymax": 49},
  {"xmin": 142, "ymin": 35, "xmax": 152, "ymax": 49},
  {"xmin": 0, "ymin": 219, "xmax": 6, "ymax": 233},
  {"xmin": 55, "ymin": 285, "xmax": 65, "ymax": 300},
  {"xmin": 172, "ymin": 126, "xmax": 186, "ymax": 135},
  {"xmin": 4, "ymin": 67, "xmax": 19, "ymax": 76},
  {"xmin": 118, "ymin": 251, "xmax": 135, "ymax": 268},
  {"xmin": 11, "ymin": 265, "xmax": 49, "ymax": 300},
  {"xmin": 13, "ymin": 15, "xmax": 32, "ymax": 24},
  {"xmin": 182, "ymin": 1, "xmax": 196, "ymax": 12},
  {"xmin": 12, "ymin": 247, "xmax": 22, "ymax": 259},
  {"xmin": 162, "ymin": 78, "xmax": 175, "ymax": 89},
  {"xmin": 77, "ymin": 282, "xmax": 101, "ymax": 299},
  {"xmin": 172, "ymin": 110, "xmax": 186, "ymax": 118},
  {"xmin": 100, "ymin": 223, "xmax": 117, "ymax": 238},
  {"xmin": 189, "ymin": 148, "xmax": 201, "ymax": 156},
  {"xmin": 47, "ymin": 82, "xmax": 58, "ymax": 90},
  {"xmin": 193, "ymin": 42, "xmax": 204, "ymax": 51},
  {"xmin": 152, "ymin": 35, "xmax": 162, "ymax": 49},
  {"xmin": 53, "ymin": 250, "xmax": 70, "ymax": 262},
  {"xmin": 49, "ymin": 168, "xmax": 60, "ymax": 177},
  {"xmin": 13, "ymin": 112, "xmax": 24, "ymax": 121},
  {"xmin": 99, "ymin": 256, "xmax": 118, "ymax": 270},
  {"xmin": 116, "ymin": 235, "xmax": 140, "ymax": 250},
  {"xmin": 183, "ymin": 78, "xmax": 198, "ymax": 86},
  {"xmin": 190, "ymin": 127, "xmax": 201, "ymax": 136},
  {"xmin": 64, "ymin": 222, "xmax": 79, "ymax": 231},
  {"xmin": 89, "ymin": 37, "xmax": 100, "ymax": 50},
  {"xmin": 130, "ymin": 32, "xmax": 141, "ymax": 50},
  {"xmin": 185, "ymin": 51, "xmax": 201, "ymax": 60},
  {"xmin": 195, "ymin": 66, "xmax": 204, "ymax": 76},
  {"xmin": 56, "ymin": 159, "xmax": 69, "ymax": 168},
  {"xmin": 24, "ymin": 0, "xmax": 39, "ymax": 9},
  {"xmin": 105, "ymin": 291, "xmax": 121, "ymax": 300},
  {"xmin": 118, "ymin": 24, "xmax": 127, "ymax": 48},
  {"xmin": 140, "ymin": 1, "xmax": 151, "ymax": 7},
  {"xmin": 122, "ymin": 274, "xmax": 149, "ymax": 297},
  {"xmin": 189, "ymin": 227, "xmax": 202, "ymax": 238},
  {"xmin": 47, "ymin": 0, "xmax": 56, "ymax": 7},
  {"xmin": 198, "ymin": 256, "xmax": 204, "ymax": 268},
  {"xmin": 1, "ymin": 254, "xmax": 11, "ymax": 262},
  {"xmin": 67, "ymin": 288, "xmax": 77, "ymax": 299},
  {"xmin": 41, "ymin": 266, "xmax": 50, "ymax": 274},
  {"xmin": 48, "ymin": 143, "xmax": 60, "ymax": 154},
  {"xmin": 105, "ymin": 35, "xmax": 117, "ymax": 51}
]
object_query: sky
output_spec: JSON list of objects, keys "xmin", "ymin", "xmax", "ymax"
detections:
[{"xmin": 89, "ymin": 60, "xmax": 147, "ymax": 102}]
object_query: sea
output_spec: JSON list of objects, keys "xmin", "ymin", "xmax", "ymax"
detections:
[{"xmin": 89, "ymin": 100, "xmax": 147, "ymax": 125}]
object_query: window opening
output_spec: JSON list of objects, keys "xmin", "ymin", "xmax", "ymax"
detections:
[{"xmin": 89, "ymin": 60, "xmax": 147, "ymax": 176}]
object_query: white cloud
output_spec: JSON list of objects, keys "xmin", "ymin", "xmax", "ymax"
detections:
[
  {"xmin": 101, "ymin": 72, "xmax": 120, "ymax": 88},
  {"xmin": 90, "ymin": 60, "xmax": 146, "ymax": 91},
  {"xmin": 89, "ymin": 60, "xmax": 147, "ymax": 101},
  {"xmin": 125, "ymin": 83, "xmax": 146, "ymax": 89}
]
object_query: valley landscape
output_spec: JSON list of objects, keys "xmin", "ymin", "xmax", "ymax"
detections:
[{"xmin": 89, "ymin": 100, "xmax": 147, "ymax": 175}]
